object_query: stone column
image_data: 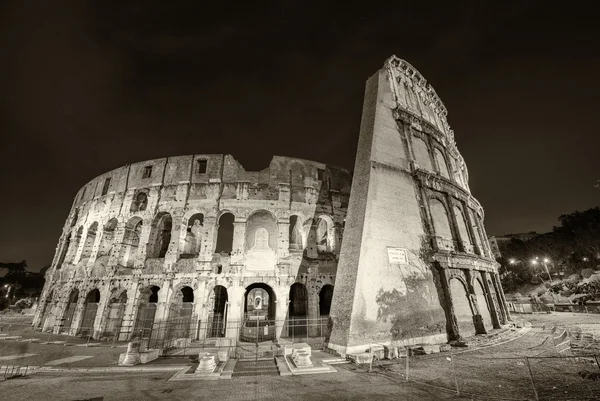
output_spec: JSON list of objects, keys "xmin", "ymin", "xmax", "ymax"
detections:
[
  {"xmin": 444, "ymin": 195, "xmax": 463, "ymax": 252},
  {"xmin": 107, "ymin": 222, "xmax": 127, "ymax": 268},
  {"xmin": 277, "ymin": 219, "xmax": 290, "ymax": 260},
  {"xmin": 136, "ymin": 220, "xmax": 153, "ymax": 266},
  {"xmin": 493, "ymin": 273, "xmax": 511, "ymax": 321},
  {"xmin": 70, "ymin": 296, "xmax": 87, "ymax": 336},
  {"xmin": 274, "ymin": 288, "xmax": 289, "ymax": 340},
  {"xmin": 464, "ymin": 269, "xmax": 486, "ymax": 335},
  {"xmin": 164, "ymin": 214, "xmax": 184, "ymax": 267},
  {"xmin": 481, "ymin": 272, "xmax": 502, "ymax": 329},
  {"xmin": 122, "ymin": 281, "xmax": 139, "ymax": 340},
  {"xmin": 230, "ymin": 219, "xmax": 246, "ymax": 265},
  {"xmin": 307, "ymin": 287, "xmax": 319, "ymax": 337},
  {"xmin": 86, "ymin": 225, "xmax": 105, "ymax": 267},
  {"xmin": 200, "ymin": 215, "xmax": 217, "ymax": 261},
  {"xmin": 225, "ymin": 284, "xmax": 242, "ymax": 340},
  {"xmin": 73, "ymin": 228, "xmax": 88, "ymax": 265},
  {"xmin": 436, "ymin": 266, "xmax": 461, "ymax": 341}
]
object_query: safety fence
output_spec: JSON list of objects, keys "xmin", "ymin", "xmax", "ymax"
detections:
[
  {"xmin": 373, "ymin": 352, "xmax": 600, "ymax": 401},
  {"xmin": 1, "ymin": 316, "xmax": 331, "ymax": 357}
]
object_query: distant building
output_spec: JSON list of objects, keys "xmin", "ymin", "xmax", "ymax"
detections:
[{"xmin": 488, "ymin": 232, "xmax": 539, "ymax": 259}]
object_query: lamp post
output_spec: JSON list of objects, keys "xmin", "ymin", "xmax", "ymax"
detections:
[
  {"xmin": 4, "ymin": 284, "xmax": 15, "ymax": 299},
  {"xmin": 531, "ymin": 257, "xmax": 552, "ymax": 282}
]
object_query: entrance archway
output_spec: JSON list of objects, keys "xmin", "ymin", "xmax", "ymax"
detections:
[
  {"xmin": 103, "ymin": 291, "xmax": 127, "ymax": 340},
  {"xmin": 241, "ymin": 283, "xmax": 276, "ymax": 342},
  {"xmin": 133, "ymin": 286, "xmax": 159, "ymax": 339},
  {"xmin": 287, "ymin": 283, "xmax": 308, "ymax": 337},
  {"xmin": 61, "ymin": 290, "xmax": 79, "ymax": 334},
  {"xmin": 450, "ymin": 278, "xmax": 476, "ymax": 337},
  {"xmin": 79, "ymin": 289, "xmax": 100, "ymax": 337},
  {"xmin": 209, "ymin": 286, "xmax": 228, "ymax": 338},
  {"xmin": 319, "ymin": 285, "xmax": 334, "ymax": 316}
]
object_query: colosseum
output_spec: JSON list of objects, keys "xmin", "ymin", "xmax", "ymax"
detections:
[{"xmin": 34, "ymin": 56, "xmax": 509, "ymax": 357}]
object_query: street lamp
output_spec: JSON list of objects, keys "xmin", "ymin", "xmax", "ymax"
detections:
[{"xmin": 531, "ymin": 257, "xmax": 552, "ymax": 282}]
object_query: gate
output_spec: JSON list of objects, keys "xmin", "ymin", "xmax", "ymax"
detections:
[
  {"xmin": 61, "ymin": 303, "xmax": 77, "ymax": 334},
  {"xmin": 79, "ymin": 303, "xmax": 98, "ymax": 336}
]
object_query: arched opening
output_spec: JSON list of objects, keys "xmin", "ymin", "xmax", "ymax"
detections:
[
  {"xmin": 98, "ymin": 219, "xmax": 118, "ymax": 257},
  {"xmin": 412, "ymin": 136, "xmax": 433, "ymax": 171},
  {"xmin": 39, "ymin": 290, "xmax": 55, "ymax": 332},
  {"xmin": 133, "ymin": 286, "xmax": 160, "ymax": 339},
  {"xmin": 319, "ymin": 285, "xmax": 334, "ymax": 316},
  {"xmin": 81, "ymin": 222, "xmax": 98, "ymax": 259},
  {"xmin": 289, "ymin": 215, "xmax": 302, "ymax": 251},
  {"xmin": 122, "ymin": 217, "xmax": 142, "ymax": 267},
  {"xmin": 241, "ymin": 283, "xmax": 275, "ymax": 342},
  {"xmin": 434, "ymin": 148, "xmax": 450, "ymax": 179},
  {"xmin": 475, "ymin": 279, "xmax": 493, "ymax": 330},
  {"xmin": 103, "ymin": 290, "xmax": 127, "ymax": 340},
  {"xmin": 130, "ymin": 191, "xmax": 148, "ymax": 212},
  {"xmin": 453, "ymin": 205, "xmax": 472, "ymax": 253},
  {"xmin": 79, "ymin": 289, "xmax": 101, "ymax": 337},
  {"xmin": 167, "ymin": 286, "xmax": 195, "ymax": 340},
  {"xmin": 182, "ymin": 213, "xmax": 204, "ymax": 257},
  {"xmin": 147, "ymin": 213, "xmax": 172, "ymax": 259},
  {"xmin": 316, "ymin": 218, "xmax": 331, "ymax": 252},
  {"xmin": 430, "ymin": 198, "xmax": 455, "ymax": 250},
  {"xmin": 287, "ymin": 283, "xmax": 308, "ymax": 337},
  {"xmin": 209, "ymin": 286, "xmax": 228, "ymax": 338},
  {"xmin": 56, "ymin": 237, "xmax": 70, "ymax": 269},
  {"xmin": 215, "ymin": 213, "xmax": 234, "ymax": 254},
  {"xmin": 68, "ymin": 227, "xmax": 84, "ymax": 262},
  {"xmin": 61, "ymin": 289, "xmax": 79, "ymax": 334},
  {"xmin": 450, "ymin": 278, "xmax": 476, "ymax": 337}
]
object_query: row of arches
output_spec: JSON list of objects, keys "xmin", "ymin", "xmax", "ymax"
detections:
[
  {"xmin": 411, "ymin": 133, "xmax": 468, "ymax": 190},
  {"xmin": 38, "ymin": 282, "xmax": 335, "ymax": 342},
  {"xmin": 61, "ymin": 209, "xmax": 339, "ymax": 268},
  {"xmin": 428, "ymin": 197, "xmax": 488, "ymax": 256}
]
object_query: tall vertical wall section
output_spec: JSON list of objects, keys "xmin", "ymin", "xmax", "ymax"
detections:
[{"xmin": 327, "ymin": 56, "xmax": 509, "ymax": 355}]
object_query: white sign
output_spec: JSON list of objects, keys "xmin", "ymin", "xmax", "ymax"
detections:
[{"xmin": 387, "ymin": 247, "xmax": 408, "ymax": 265}]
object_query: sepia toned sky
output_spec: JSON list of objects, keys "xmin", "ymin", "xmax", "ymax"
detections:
[{"xmin": 1, "ymin": 0, "xmax": 598, "ymax": 271}]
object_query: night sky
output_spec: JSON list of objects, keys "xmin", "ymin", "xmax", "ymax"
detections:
[{"xmin": 1, "ymin": 1, "xmax": 598, "ymax": 272}]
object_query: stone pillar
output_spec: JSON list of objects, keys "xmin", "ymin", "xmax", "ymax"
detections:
[
  {"xmin": 225, "ymin": 284, "xmax": 242, "ymax": 340},
  {"xmin": 307, "ymin": 288, "xmax": 319, "ymax": 337},
  {"xmin": 437, "ymin": 266, "xmax": 461, "ymax": 341},
  {"xmin": 70, "ymin": 296, "xmax": 87, "ymax": 336},
  {"xmin": 73, "ymin": 228, "xmax": 88, "ymax": 265},
  {"xmin": 136, "ymin": 221, "xmax": 153, "ymax": 266},
  {"xmin": 493, "ymin": 273, "xmax": 511, "ymax": 321},
  {"xmin": 93, "ymin": 286, "xmax": 112, "ymax": 339},
  {"xmin": 164, "ymin": 214, "xmax": 183, "ymax": 267},
  {"xmin": 464, "ymin": 270, "xmax": 486, "ymax": 335},
  {"xmin": 122, "ymin": 281, "xmax": 139, "ymax": 340},
  {"xmin": 107, "ymin": 222, "xmax": 127, "ymax": 268},
  {"xmin": 481, "ymin": 272, "xmax": 502, "ymax": 329},
  {"xmin": 274, "ymin": 288, "xmax": 289, "ymax": 341},
  {"xmin": 230, "ymin": 219, "xmax": 246, "ymax": 265},
  {"xmin": 277, "ymin": 219, "xmax": 290, "ymax": 260},
  {"xmin": 200, "ymin": 215, "xmax": 217, "ymax": 261},
  {"xmin": 86, "ymin": 225, "xmax": 105, "ymax": 267}
]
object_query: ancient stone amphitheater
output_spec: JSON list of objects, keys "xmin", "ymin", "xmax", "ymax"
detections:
[
  {"xmin": 34, "ymin": 56, "xmax": 509, "ymax": 355},
  {"xmin": 33, "ymin": 154, "xmax": 350, "ymax": 343}
]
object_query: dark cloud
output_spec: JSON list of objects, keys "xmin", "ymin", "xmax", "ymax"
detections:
[{"xmin": 0, "ymin": 0, "xmax": 598, "ymax": 270}]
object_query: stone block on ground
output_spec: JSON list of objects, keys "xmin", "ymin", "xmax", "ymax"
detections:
[
  {"xmin": 439, "ymin": 343, "xmax": 451, "ymax": 352},
  {"xmin": 384, "ymin": 345, "xmax": 398, "ymax": 359},
  {"xmin": 347, "ymin": 352, "xmax": 373, "ymax": 364}
]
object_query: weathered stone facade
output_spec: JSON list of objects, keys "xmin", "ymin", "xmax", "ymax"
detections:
[
  {"xmin": 34, "ymin": 56, "xmax": 509, "ymax": 353},
  {"xmin": 33, "ymin": 154, "xmax": 350, "ymax": 341},
  {"xmin": 327, "ymin": 56, "xmax": 509, "ymax": 355}
]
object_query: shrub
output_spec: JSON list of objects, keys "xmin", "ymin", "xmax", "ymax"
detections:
[{"xmin": 14, "ymin": 298, "xmax": 34, "ymax": 310}]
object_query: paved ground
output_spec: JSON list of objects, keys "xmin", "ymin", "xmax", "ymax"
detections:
[
  {"xmin": 2, "ymin": 312, "xmax": 600, "ymax": 400},
  {"xmin": 0, "ymin": 366, "xmax": 476, "ymax": 401}
]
